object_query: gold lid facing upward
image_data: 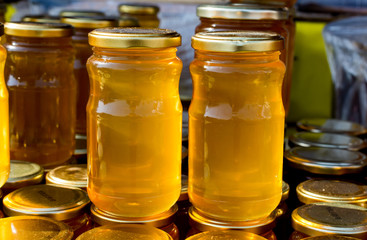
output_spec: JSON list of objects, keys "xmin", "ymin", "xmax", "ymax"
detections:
[
  {"xmin": 118, "ymin": 4, "xmax": 159, "ymax": 15},
  {"xmin": 3, "ymin": 160, "xmax": 44, "ymax": 189},
  {"xmin": 292, "ymin": 203, "xmax": 367, "ymax": 238},
  {"xmin": 297, "ymin": 180, "xmax": 367, "ymax": 206},
  {"xmin": 60, "ymin": 10, "xmax": 105, "ymax": 17},
  {"xmin": 303, "ymin": 235, "xmax": 361, "ymax": 240},
  {"xmin": 186, "ymin": 230, "xmax": 267, "ymax": 240},
  {"xmin": 88, "ymin": 27, "xmax": 181, "ymax": 49},
  {"xmin": 76, "ymin": 224, "xmax": 172, "ymax": 240},
  {"xmin": 0, "ymin": 216, "xmax": 73, "ymax": 240},
  {"xmin": 46, "ymin": 164, "xmax": 87, "ymax": 189},
  {"xmin": 5, "ymin": 22, "xmax": 73, "ymax": 38},
  {"xmin": 197, "ymin": 4, "xmax": 289, "ymax": 20},
  {"xmin": 22, "ymin": 15, "xmax": 61, "ymax": 23},
  {"xmin": 91, "ymin": 204, "xmax": 178, "ymax": 228},
  {"xmin": 61, "ymin": 16, "xmax": 117, "ymax": 29},
  {"xmin": 297, "ymin": 118, "xmax": 367, "ymax": 136},
  {"xmin": 3, "ymin": 184, "xmax": 90, "ymax": 221},
  {"xmin": 285, "ymin": 147, "xmax": 367, "ymax": 175},
  {"xmin": 188, "ymin": 207, "xmax": 277, "ymax": 235},
  {"xmin": 192, "ymin": 31, "xmax": 284, "ymax": 52}
]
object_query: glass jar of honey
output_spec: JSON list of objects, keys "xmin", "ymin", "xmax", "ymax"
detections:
[
  {"xmin": 290, "ymin": 203, "xmax": 367, "ymax": 239},
  {"xmin": 91, "ymin": 204, "xmax": 179, "ymax": 240},
  {"xmin": 61, "ymin": 16, "xmax": 118, "ymax": 136},
  {"xmin": 189, "ymin": 31, "xmax": 285, "ymax": 221},
  {"xmin": 2, "ymin": 160, "xmax": 44, "ymax": 195},
  {"xmin": 0, "ymin": 216, "xmax": 74, "ymax": 240},
  {"xmin": 3, "ymin": 184, "xmax": 91, "ymax": 239},
  {"xmin": 46, "ymin": 164, "xmax": 87, "ymax": 190},
  {"xmin": 76, "ymin": 224, "xmax": 173, "ymax": 240},
  {"xmin": 4, "ymin": 22, "xmax": 76, "ymax": 168},
  {"xmin": 87, "ymin": 28, "xmax": 182, "ymax": 217},
  {"xmin": 187, "ymin": 207, "xmax": 278, "ymax": 240},
  {"xmin": 0, "ymin": 23, "xmax": 9, "ymax": 189},
  {"xmin": 229, "ymin": 0, "xmax": 297, "ymax": 7},
  {"xmin": 195, "ymin": 4, "xmax": 293, "ymax": 115},
  {"xmin": 118, "ymin": 4, "xmax": 160, "ymax": 27},
  {"xmin": 186, "ymin": 230, "xmax": 267, "ymax": 240}
]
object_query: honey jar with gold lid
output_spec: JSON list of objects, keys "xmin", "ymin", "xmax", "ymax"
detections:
[
  {"xmin": 3, "ymin": 184, "xmax": 91, "ymax": 238},
  {"xmin": 118, "ymin": 3, "xmax": 160, "ymax": 27},
  {"xmin": 0, "ymin": 216, "xmax": 73, "ymax": 240},
  {"xmin": 186, "ymin": 230, "xmax": 267, "ymax": 240},
  {"xmin": 22, "ymin": 14, "xmax": 61, "ymax": 23},
  {"xmin": 46, "ymin": 164, "xmax": 87, "ymax": 190}
]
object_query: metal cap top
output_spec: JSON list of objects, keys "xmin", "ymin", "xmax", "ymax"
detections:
[
  {"xmin": 21, "ymin": 15, "xmax": 61, "ymax": 23},
  {"xmin": 3, "ymin": 184, "xmax": 90, "ymax": 221},
  {"xmin": 188, "ymin": 206, "xmax": 277, "ymax": 235},
  {"xmin": 5, "ymin": 22, "xmax": 73, "ymax": 38},
  {"xmin": 46, "ymin": 164, "xmax": 87, "ymax": 189},
  {"xmin": 284, "ymin": 147, "xmax": 367, "ymax": 175},
  {"xmin": 303, "ymin": 235, "xmax": 361, "ymax": 240},
  {"xmin": 186, "ymin": 230, "xmax": 267, "ymax": 240},
  {"xmin": 91, "ymin": 204, "xmax": 178, "ymax": 228},
  {"xmin": 59, "ymin": 10, "xmax": 105, "ymax": 17},
  {"xmin": 3, "ymin": 160, "xmax": 44, "ymax": 189},
  {"xmin": 77, "ymin": 224, "xmax": 172, "ymax": 240},
  {"xmin": 297, "ymin": 118, "xmax": 367, "ymax": 136},
  {"xmin": 192, "ymin": 31, "xmax": 284, "ymax": 52},
  {"xmin": 289, "ymin": 132, "xmax": 367, "ymax": 151},
  {"xmin": 197, "ymin": 4, "xmax": 289, "ymax": 20},
  {"xmin": 88, "ymin": 27, "xmax": 181, "ymax": 49},
  {"xmin": 61, "ymin": 16, "xmax": 118, "ymax": 29},
  {"xmin": 118, "ymin": 4, "xmax": 160, "ymax": 15},
  {"xmin": 0, "ymin": 216, "xmax": 73, "ymax": 240},
  {"xmin": 292, "ymin": 203, "xmax": 367, "ymax": 238},
  {"xmin": 178, "ymin": 174, "xmax": 188, "ymax": 202},
  {"xmin": 297, "ymin": 179, "xmax": 367, "ymax": 206}
]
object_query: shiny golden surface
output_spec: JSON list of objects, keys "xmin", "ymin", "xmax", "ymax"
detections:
[
  {"xmin": 61, "ymin": 16, "xmax": 117, "ymax": 29},
  {"xmin": 60, "ymin": 10, "xmax": 104, "ymax": 17},
  {"xmin": 118, "ymin": 4, "xmax": 159, "ymax": 15},
  {"xmin": 46, "ymin": 164, "xmax": 87, "ymax": 189},
  {"xmin": 22, "ymin": 15, "xmax": 61, "ymax": 23},
  {"xmin": 3, "ymin": 160, "xmax": 43, "ymax": 190},
  {"xmin": 5, "ymin": 22, "xmax": 73, "ymax": 38},
  {"xmin": 186, "ymin": 230, "xmax": 267, "ymax": 240}
]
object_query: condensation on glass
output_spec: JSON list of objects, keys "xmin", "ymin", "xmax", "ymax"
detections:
[
  {"xmin": 189, "ymin": 31, "xmax": 285, "ymax": 221},
  {"xmin": 4, "ymin": 22, "xmax": 76, "ymax": 168},
  {"xmin": 46, "ymin": 164, "xmax": 87, "ymax": 190},
  {"xmin": 0, "ymin": 216, "xmax": 73, "ymax": 240},
  {"xmin": 3, "ymin": 184, "xmax": 91, "ymax": 239},
  {"xmin": 87, "ymin": 28, "xmax": 182, "ymax": 217},
  {"xmin": 118, "ymin": 4, "xmax": 160, "ymax": 27},
  {"xmin": 195, "ymin": 4, "xmax": 294, "ymax": 116}
]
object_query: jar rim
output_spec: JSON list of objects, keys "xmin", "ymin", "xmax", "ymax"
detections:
[
  {"xmin": 5, "ymin": 22, "xmax": 73, "ymax": 38},
  {"xmin": 61, "ymin": 16, "xmax": 118, "ymax": 29},
  {"xmin": 118, "ymin": 4, "xmax": 159, "ymax": 15},
  {"xmin": 59, "ymin": 10, "xmax": 105, "ymax": 17}
]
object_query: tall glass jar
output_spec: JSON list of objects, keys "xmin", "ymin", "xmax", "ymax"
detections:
[
  {"xmin": 61, "ymin": 16, "xmax": 118, "ymax": 136},
  {"xmin": 4, "ymin": 22, "xmax": 76, "ymax": 168},
  {"xmin": 87, "ymin": 28, "xmax": 182, "ymax": 217},
  {"xmin": 0, "ymin": 23, "xmax": 9, "ymax": 188},
  {"xmin": 195, "ymin": 4, "xmax": 294, "ymax": 115},
  {"xmin": 118, "ymin": 4, "xmax": 160, "ymax": 27},
  {"xmin": 189, "ymin": 31, "xmax": 285, "ymax": 221}
]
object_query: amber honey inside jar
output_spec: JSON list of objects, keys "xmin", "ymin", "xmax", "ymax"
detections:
[
  {"xmin": 189, "ymin": 31, "xmax": 285, "ymax": 221},
  {"xmin": 61, "ymin": 16, "xmax": 118, "ymax": 136},
  {"xmin": 87, "ymin": 28, "xmax": 182, "ymax": 217},
  {"xmin": 4, "ymin": 22, "xmax": 76, "ymax": 168},
  {"xmin": 118, "ymin": 4, "xmax": 160, "ymax": 27},
  {"xmin": 195, "ymin": 4, "xmax": 293, "ymax": 115}
]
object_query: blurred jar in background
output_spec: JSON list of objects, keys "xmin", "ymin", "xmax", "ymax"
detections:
[
  {"xmin": 229, "ymin": 0, "xmax": 297, "ymax": 7},
  {"xmin": 118, "ymin": 3, "xmax": 160, "ymax": 27}
]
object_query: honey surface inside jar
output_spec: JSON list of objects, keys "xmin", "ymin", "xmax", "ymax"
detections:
[
  {"xmin": 87, "ymin": 47, "xmax": 182, "ymax": 217},
  {"xmin": 189, "ymin": 51, "xmax": 285, "ymax": 221}
]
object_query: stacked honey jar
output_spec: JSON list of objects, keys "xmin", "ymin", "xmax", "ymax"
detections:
[{"xmin": 0, "ymin": 0, "xmax": 366, "ymax": 239}]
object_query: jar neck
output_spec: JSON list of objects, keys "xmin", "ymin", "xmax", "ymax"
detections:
[
  {"xmin": 195, "ymin": 50, "xmax": 281, "ymax": 64},
  {"xmin": 5, "ymin": 35, "xmax": 72, "ymax": 48},
  {"xmin": 92, "ymin": 47, "xmax": 178, "ymax": 61}
]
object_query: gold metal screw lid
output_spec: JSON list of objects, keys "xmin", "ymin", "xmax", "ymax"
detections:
[
  {"xmin": 91, "ymin": 204, "xmax": 178, "ymax": 228},
  {"xmin": 60, "ymin": 10, "xmax": 105, "ymax": 17},
  {"xmin": 3, "ymin": 184, "xmax": 90, "ymax": 221},
  {"xmin": 284, "ymin": 147, "xmax": 367, "ymax": 175},
  {"xmin": 186, "ymin": 230, "xmax": 267, "ymax": 240},
  {"xmin": 197, "ymin": 4, "xmax": 289, "ymax": 20},
  {"xmin": 46, "ymin": 164, "xmax": 87, "ymax": 189},
  {"xmin": 288, "ymin": 132, "xmax": 367, "ymax": 151},
  {"xmin": 297, "ymin": 179, "xmax": 367, "ymax": 206},
  {"xmin": 3, "ymin": 160, "xmax": 44, "ymax": 190},
  {"xmin": 5, "ymin": 22, "xmax": 73, "ymax": 38},
  {"xmin": 188, "ymin": 206, "xmax": 277, "ymax": 235},
  {"xmin": 118, "ymin": 4, "xmax": 160, "ymax": 15},
  {"xmin": 303, "ymin": 235, "xmax": 361, "ymax": 240},
  {"xmin": 76, "ymin": 224, "xmax": 172, "ymax": 240},
  {"xmin": 118, "ymin": 15, "xmax": 140, "ymax": 27},
  {"xmin": 22, "ymin": 15, "xmax": 61, "ymax": 23},
  {"xmin": 297, "ymin": 118, "xmax": 367, "ymax": 136},
  {"xmin": 291, "ymin": 203, "xmax": 367, "ymax": 238},
  {"xmin": 191, "ymin": 31, "xmax": 284, "ymax": 52},
  {"xmin": 281, "ymin": 181, "xmax": 290, "ymax": 202},
  {"xmin": 88, "ymin": 27, "xmax": 181, "ymax": 49},
  {"xmin": 61, "ymin": 16, "xmax": 118, "ymax": 29},
  {"xmin": 178, "ymin": 174, "xmax": 188, "ymax": 202},
  {"xmin": 0, "ymin": 216, "xmax": 73, "ymax": 240}
]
